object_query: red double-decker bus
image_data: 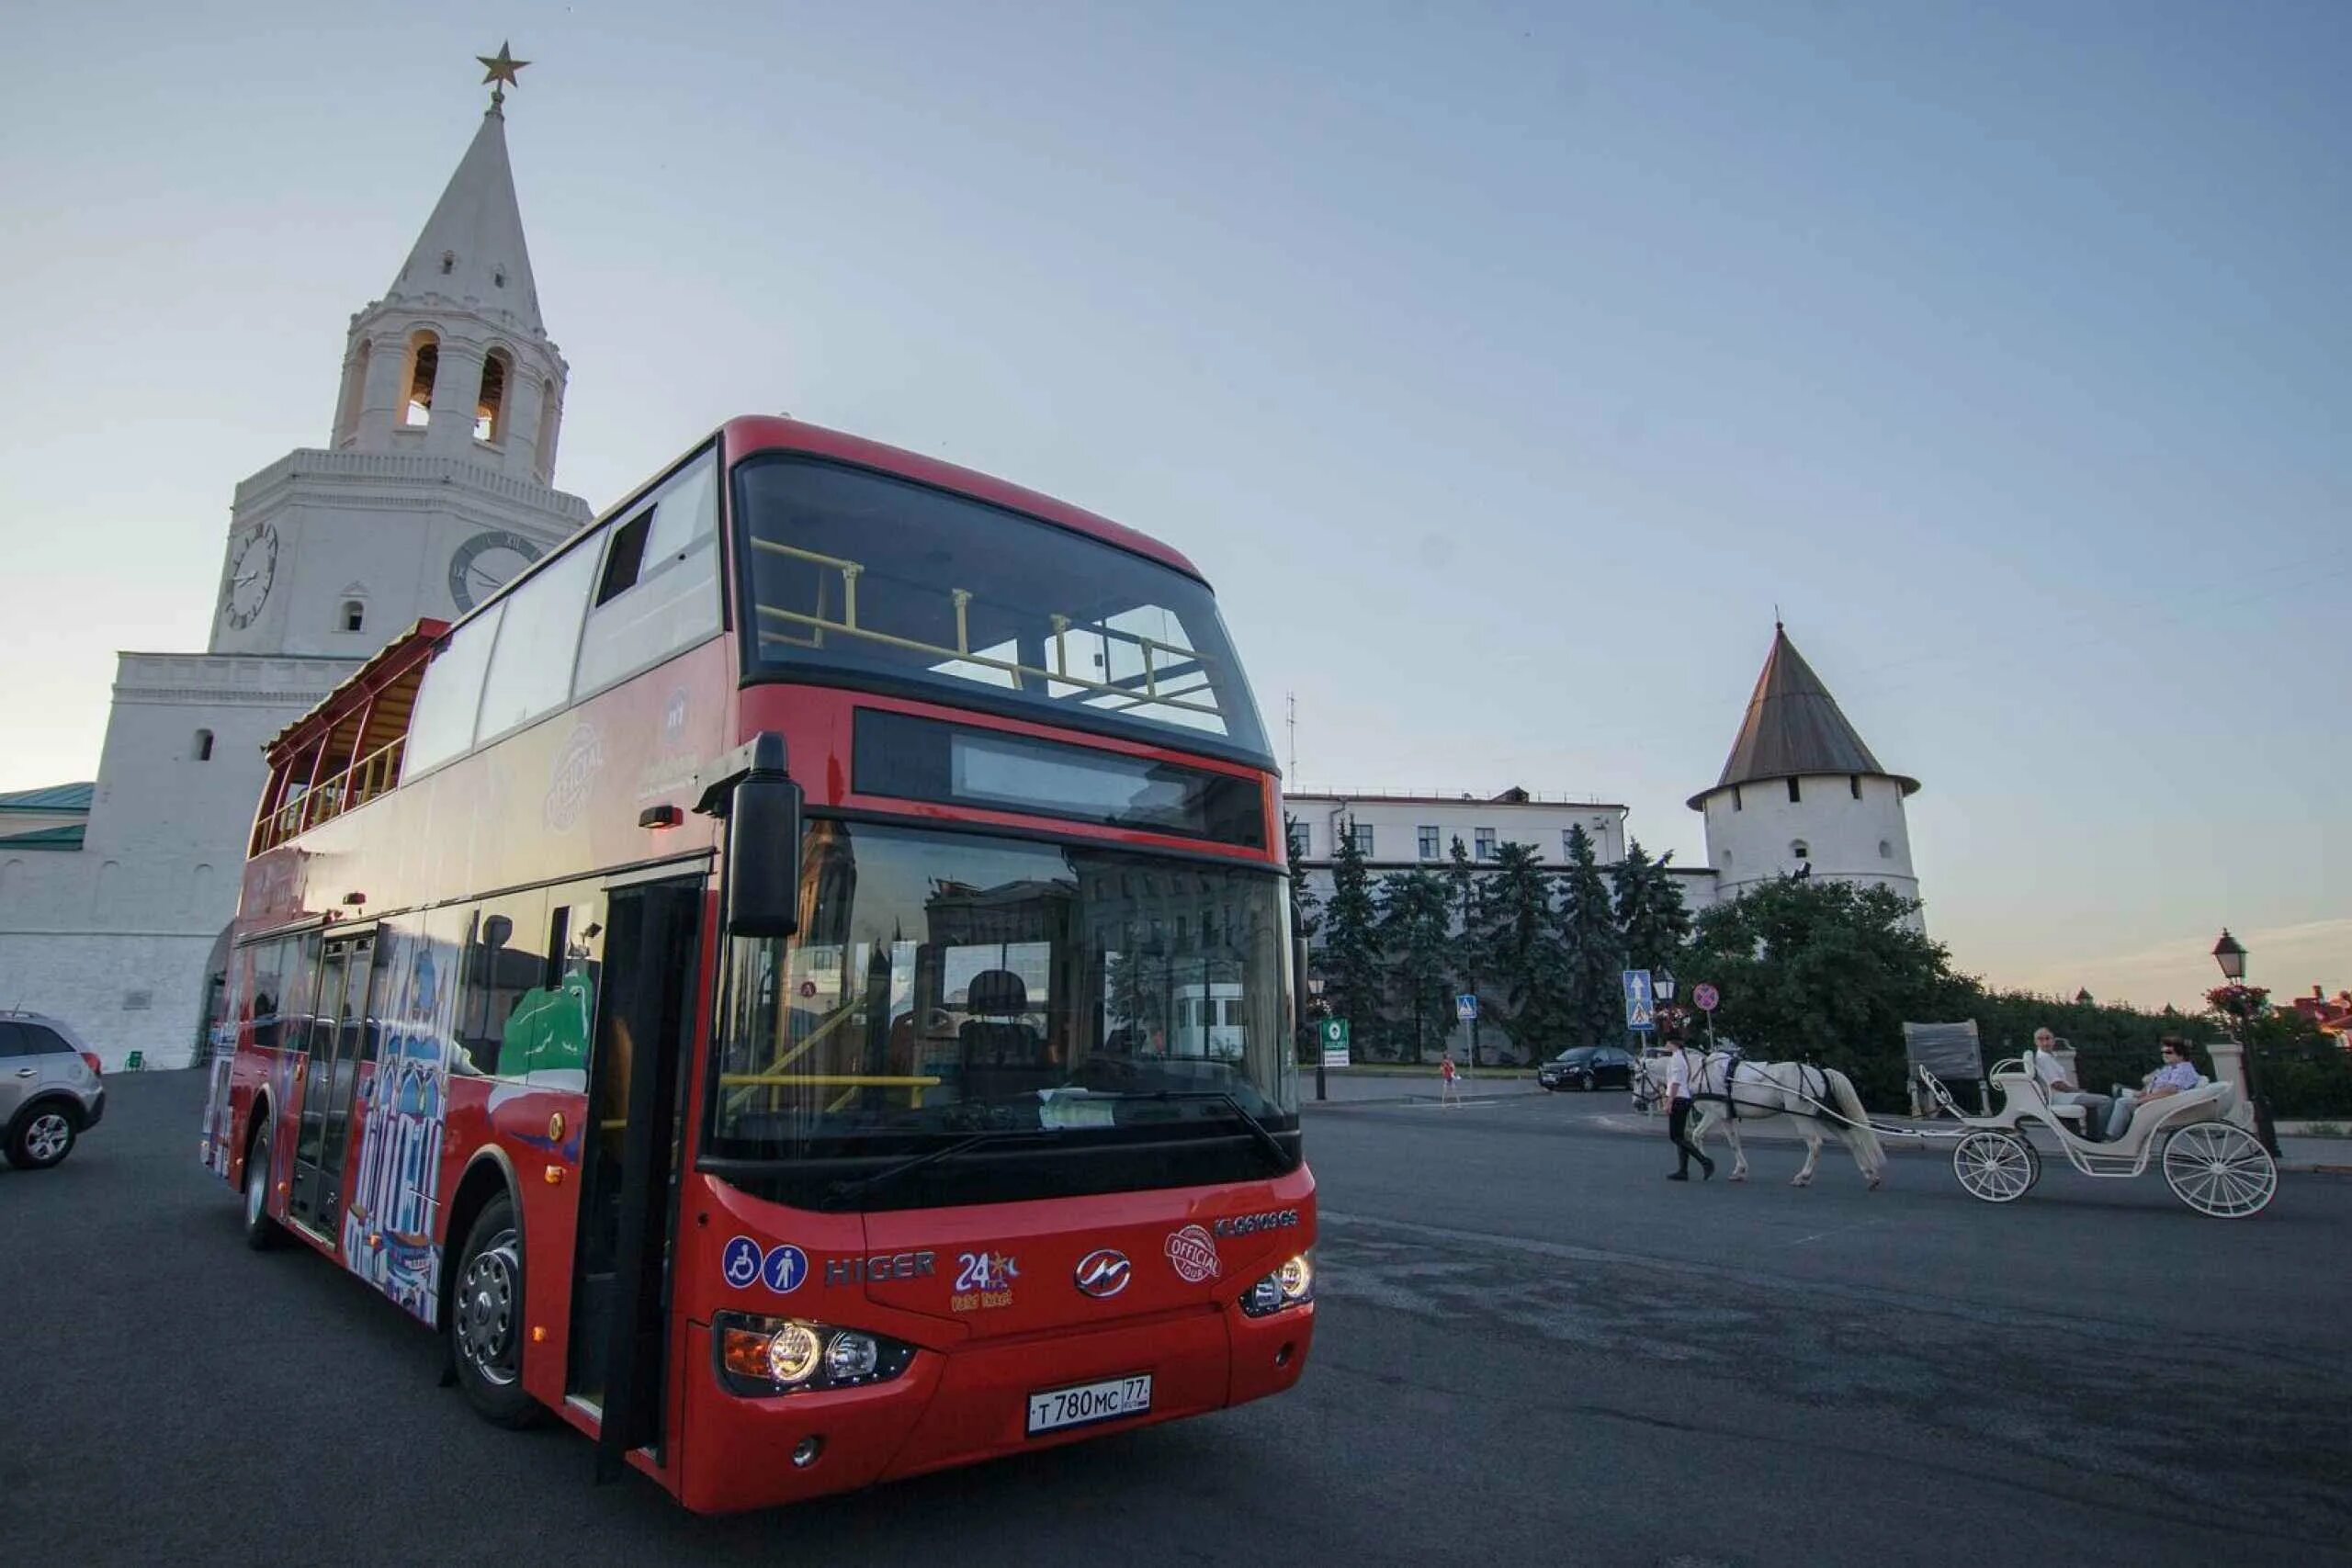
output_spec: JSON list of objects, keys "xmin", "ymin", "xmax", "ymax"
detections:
[{"xmin": 199, "ymin": 417, "xmax": 1312, "ymax": 1512}]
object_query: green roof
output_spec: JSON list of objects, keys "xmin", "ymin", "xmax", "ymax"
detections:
[
  {"xmin": 0, "ymin": 824, "xmax": 86, "ymax": 850},
  {"xmin": 0, "ymin": 782, "xmax": 94, "ymax": 813}
]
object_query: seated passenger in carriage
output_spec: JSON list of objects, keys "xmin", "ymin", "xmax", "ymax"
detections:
[
  {"xmin": 2030, "ymin": 1028, "xmax": 2113, "ymax": 1141},
  {"xmin": 2103, "ymin": 1036, "xmax": 2205, "ymax": 1143}
]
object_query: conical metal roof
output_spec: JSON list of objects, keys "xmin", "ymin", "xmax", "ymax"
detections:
[
  {"xmin": 387, "ymin": 106, "xmax": 543, "ymax": 333},
  {"xmin": 1687, "ymin": 626, "xmax": 1917, "ymax": 808}
]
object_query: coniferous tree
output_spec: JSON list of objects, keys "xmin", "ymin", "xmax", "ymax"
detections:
[
  {"xmin": 1479, "ymin": 841, "xmax": 1569, "ymax": 1057},
  {"xmin": 1377, "ymin": 870, "xmax": 1455, "ymax": 1064},
  {"xmin": 1321, "ymin": 815, "xmax": 1383, "ymax": 1056},
  {"xmin": 1446, "ymin": 834, "xmax": 1483, "ymax": 1043},
  {"xmin": 1556, "ymin": 825, "xmax": 1625, "ymax": 1049},
  {"xmin": 1614, "ymin": 839, "xmax": 1692, "ymax": 974},
  {"xmin": 1284, "ymin": 812, "xmax": 1321, "ymax": 940}
]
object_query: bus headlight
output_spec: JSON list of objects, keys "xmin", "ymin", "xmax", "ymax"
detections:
[
  {"xmin": 825, "ymin": 1330, "xmax": 879, "ymax": 1381},
  {"xmin": 768, "ymin": 1321, "xmax": 823, "ymax": 1384},
  {"xmin": 714, "ymin": 1312, "xmax": 914, "ymax": 1397},
  {"xmin": 1238, "ymin": 1251, "xmax": 1314, "ymax": 1317}
]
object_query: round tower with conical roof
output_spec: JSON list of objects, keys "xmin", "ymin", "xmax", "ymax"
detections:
[{"xmin": 1689, "ymin": 624, "xmax": 1923, "ymax": 923}]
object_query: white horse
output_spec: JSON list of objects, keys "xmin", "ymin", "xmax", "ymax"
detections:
[{"xmin": 1636, "ymin": 1050, "xmax": 1887, "ymax": 1189}]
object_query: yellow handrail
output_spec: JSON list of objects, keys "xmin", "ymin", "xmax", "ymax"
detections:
[
  {"xmin": 750, "ymin": 604, "xmax": 1225, "ymax": 719},
  {"xmin": 259, "ymin": 735, "xmax": 406, "ymax": 852},
  {"xmin": 718, "ymin": 1072, "xmax": 943, "ymax": 1111}
]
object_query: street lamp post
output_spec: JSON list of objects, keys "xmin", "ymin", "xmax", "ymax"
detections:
[
  {"xmin": 1308, "ymin": 976, "xmax": 1328, "ymax": 1102},
  {"xmin": 2211, "ymin": 928, "xmax": 2278, "ymax": 1156}
]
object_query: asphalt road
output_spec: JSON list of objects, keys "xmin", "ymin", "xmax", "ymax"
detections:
[{"xmin": 4, "ymin": 1075, "xmax": 2346, "ymax": 1568}]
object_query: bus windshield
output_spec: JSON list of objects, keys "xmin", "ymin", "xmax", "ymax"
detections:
[
  {"xmin": 707, "ymin": 821, "xmax": 1298, "ymax": 1205},
  {"xmin": 735, "ymin": 457, "xmax": 1272, "ymax": 762}
]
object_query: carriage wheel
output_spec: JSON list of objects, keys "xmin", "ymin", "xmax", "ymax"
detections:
[
  {"xmin": 1952, "ymin": 1130, "xmax": 2039, "ymax": 1203},
  {"xmin": 2161, "ymin": 1123, "xmax": 2277, "ymax": 1219}
]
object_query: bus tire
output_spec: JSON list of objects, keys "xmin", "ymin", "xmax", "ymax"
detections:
[
  {"xmin": 242, "ymin": 1117, "xmax": 282, "ymax": 1251},
  {"xmin": 450, "ymin": 1193, "xmax": 542, "ymax": 1429}
]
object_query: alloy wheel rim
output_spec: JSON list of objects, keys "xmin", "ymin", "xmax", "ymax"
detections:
[
  {"xmin": 26, "ymin": 1113, "xmax": 70, "ymax": 1162},
  {"xmin": 458, "ymin": 1230, "xmax": 522, "ymax": 1385}
]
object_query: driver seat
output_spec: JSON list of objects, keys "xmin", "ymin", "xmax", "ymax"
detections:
[{"xmin": 958, "ymin": 970, "xmax": 1055, "ymax": 1102}]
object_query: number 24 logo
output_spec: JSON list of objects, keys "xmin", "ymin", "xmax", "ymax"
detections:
[{"xmin": 955, "ymin": 1251, "xmax": 1018, "ymax": 1292}]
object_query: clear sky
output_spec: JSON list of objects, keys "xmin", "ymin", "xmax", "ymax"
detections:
[{"xmin": 2, "ymin": 0, "xmax": 2343, "ymax": 1010}]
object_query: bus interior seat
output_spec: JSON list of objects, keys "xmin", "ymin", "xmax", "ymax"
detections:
[{"xmin": 958, "ymin": 970, "xmax": 1054, "ymax": 1101}]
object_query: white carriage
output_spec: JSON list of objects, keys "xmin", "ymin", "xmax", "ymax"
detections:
[{"xmin": 1926, "ymin": 1055, "xmax": 2277, "ymax": 1218}]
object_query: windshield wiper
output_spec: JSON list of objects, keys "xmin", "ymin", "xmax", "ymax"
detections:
[
  {"xmin": 1123, "ymin": 1090, "xmax": 1292, "ymax": 1169},
  {"xmin": 817, "ymin": 1128, "xmax": 1051, "ymax": 1212}
]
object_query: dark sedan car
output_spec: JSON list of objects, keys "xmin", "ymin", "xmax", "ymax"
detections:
[{"xmin": 1537, "ymin": 1045, "xmax": 1635, "ymax": 1092}]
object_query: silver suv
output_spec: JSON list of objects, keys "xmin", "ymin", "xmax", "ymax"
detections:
[{"xmin": 1, "ymin": 1011, "xmax": 107, "ymax": 1169}]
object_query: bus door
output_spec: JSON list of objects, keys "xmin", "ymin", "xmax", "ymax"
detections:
[
  {"xmin": 567, "ymin": 875, "xmax": 703, "ymax": 1479},
  {"xmin": 289, "ymin": 932, "xmax": 374, "ymax": 1234}
]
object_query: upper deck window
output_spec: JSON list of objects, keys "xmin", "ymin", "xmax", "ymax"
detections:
[
  {"xmin": 736, "ymin": 458, "xmax": 1271, "ymax": 763},
  {"xmin": 574, "ymin": 449, "xmax": 721, "ymax": 696}
]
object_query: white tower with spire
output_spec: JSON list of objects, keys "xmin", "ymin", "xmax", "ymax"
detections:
[
  {"xmin": 1688, "ymin": 624, "xmax": 1924, "ymax": 923},
  {"xmin": 0, "ymin": 53, "xmax": 590, "ymax": 1067},
  {"xmin": 211, "ymin": 59, "xmax": 587, "ymax": 658}
]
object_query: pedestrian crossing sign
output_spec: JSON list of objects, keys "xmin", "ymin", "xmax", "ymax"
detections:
[{"xmin": 1622, "ymin": 969, "xmax": 1656, "ymax": 1032}]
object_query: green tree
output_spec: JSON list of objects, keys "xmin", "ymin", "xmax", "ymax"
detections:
[
  {"xmin": 1377, "ymin": 870, "xmax": 1456, "ymax": 1064},
  {"xmin": 1105, "ymin": 944, "xmax": 1167, "ymax": 1047},
  {"xmin": 1555, "ymin": 825, "xmax": 1624, "ymax": 1049},
  {"xmin": 1477, "ymin": 841, "xmax": 1568, "ymax": 1056},
  {"xmin": 1612, "ymin": 839, "xmax": 1690, "ymax": 974},
  {"xmin": 1683, "ymin": 875, "xmax": 1962, "ymax": 1108},
  {"xmin": 1446, "ymin": 834, "xmax": 1483, "ymax": 1035},
  {"xmin": 1321, "ymin": 815, "xmax": 1384, "ymax": 1057},
  {"xmin": 1284, "ymin": 811, "xmax": 1320, "ymax": 941}
]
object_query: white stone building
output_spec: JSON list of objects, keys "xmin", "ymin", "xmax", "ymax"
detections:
[{"xmin": 0, "ymin": 92, "xmax": 589, "ymax": 1067}]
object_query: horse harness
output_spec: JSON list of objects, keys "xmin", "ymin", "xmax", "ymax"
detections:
[{"xmin": 1689, "ymin": 1049, "xmax": 1838, "ymax": 1125}]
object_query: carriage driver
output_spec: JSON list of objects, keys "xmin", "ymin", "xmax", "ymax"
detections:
[
  {"xmin": 2030, "ymin": 1028, "xmax": 2113, "ymax": 1141},
  {"xmin": 1662, "ymin": 1025, "xmax": 1715, "ymax": 1181}
]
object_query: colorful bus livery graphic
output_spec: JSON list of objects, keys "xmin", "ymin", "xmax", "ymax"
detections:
[{"xmin": 342, "ymin": 925, "xmax": 452, "ymax": 1323}]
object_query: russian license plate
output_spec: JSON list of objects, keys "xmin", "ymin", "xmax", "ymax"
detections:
[{"xmin": 1025, "ymin": 1373, "xmax": 1152, "ymax": 1436}]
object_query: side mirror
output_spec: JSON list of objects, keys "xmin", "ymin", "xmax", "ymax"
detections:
[
  {"xmin": 725, "ymin": 772, "xmax": 803, "ymax": 939},
  {"xmin": 698, "ymin": 731, "xmax": 804, "ymax": 940}
]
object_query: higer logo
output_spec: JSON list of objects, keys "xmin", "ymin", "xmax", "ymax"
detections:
[{"xmin": 1073, "ymin": 1248, "xmax": 1131, "ymax": 1299}]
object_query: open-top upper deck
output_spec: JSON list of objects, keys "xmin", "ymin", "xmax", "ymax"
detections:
[{"xmin": 251, "ymin": 618, "xmax": 447, "ymax": 854}]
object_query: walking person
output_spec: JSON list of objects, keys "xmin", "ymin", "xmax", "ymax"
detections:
[
  {"xmin": 1439, "ymin": 1052, "xmax": 1462, "ymax": 1108},
  {"xmin": 1664, "ymin": 1037, "xmax": 1715, "ymax": 1180}
]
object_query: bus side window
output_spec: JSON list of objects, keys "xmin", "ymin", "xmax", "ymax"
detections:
[
  {"xmin": 244, "ymin": 937, "xmax": 289, "ymax": 1052},
  {"xmin": 455, "ymin": 894, "xmax": 549, "ymax": 1079},
  {"xmin": 572, "ymin": 448, "xmax": 721, "ymax": 697},
  {"xmin": 521, "ymin": 896, "xmax": 603, "ymax": 1091}
]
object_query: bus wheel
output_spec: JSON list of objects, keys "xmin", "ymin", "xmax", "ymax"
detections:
[
  {"xmin": 242, "ymin": 1119, "xmax": 281, "ymax": 1251},
  {"xmin": 451, "ymin": 1194, "xmax": 542, "ymax": 1428}
]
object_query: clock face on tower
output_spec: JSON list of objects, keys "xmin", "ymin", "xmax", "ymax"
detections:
[
  {"xmin": 448, "ymin": 529, "xmax": 543, "ymax": 613},
  {"xmin": 221, "ymin": 524, "xmax": 278, "ymax": 629}
]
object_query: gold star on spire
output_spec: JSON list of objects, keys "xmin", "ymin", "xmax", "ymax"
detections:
[{"xmin": 477, "ymin": 41, "xmax": 529, "ymax": 109}]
